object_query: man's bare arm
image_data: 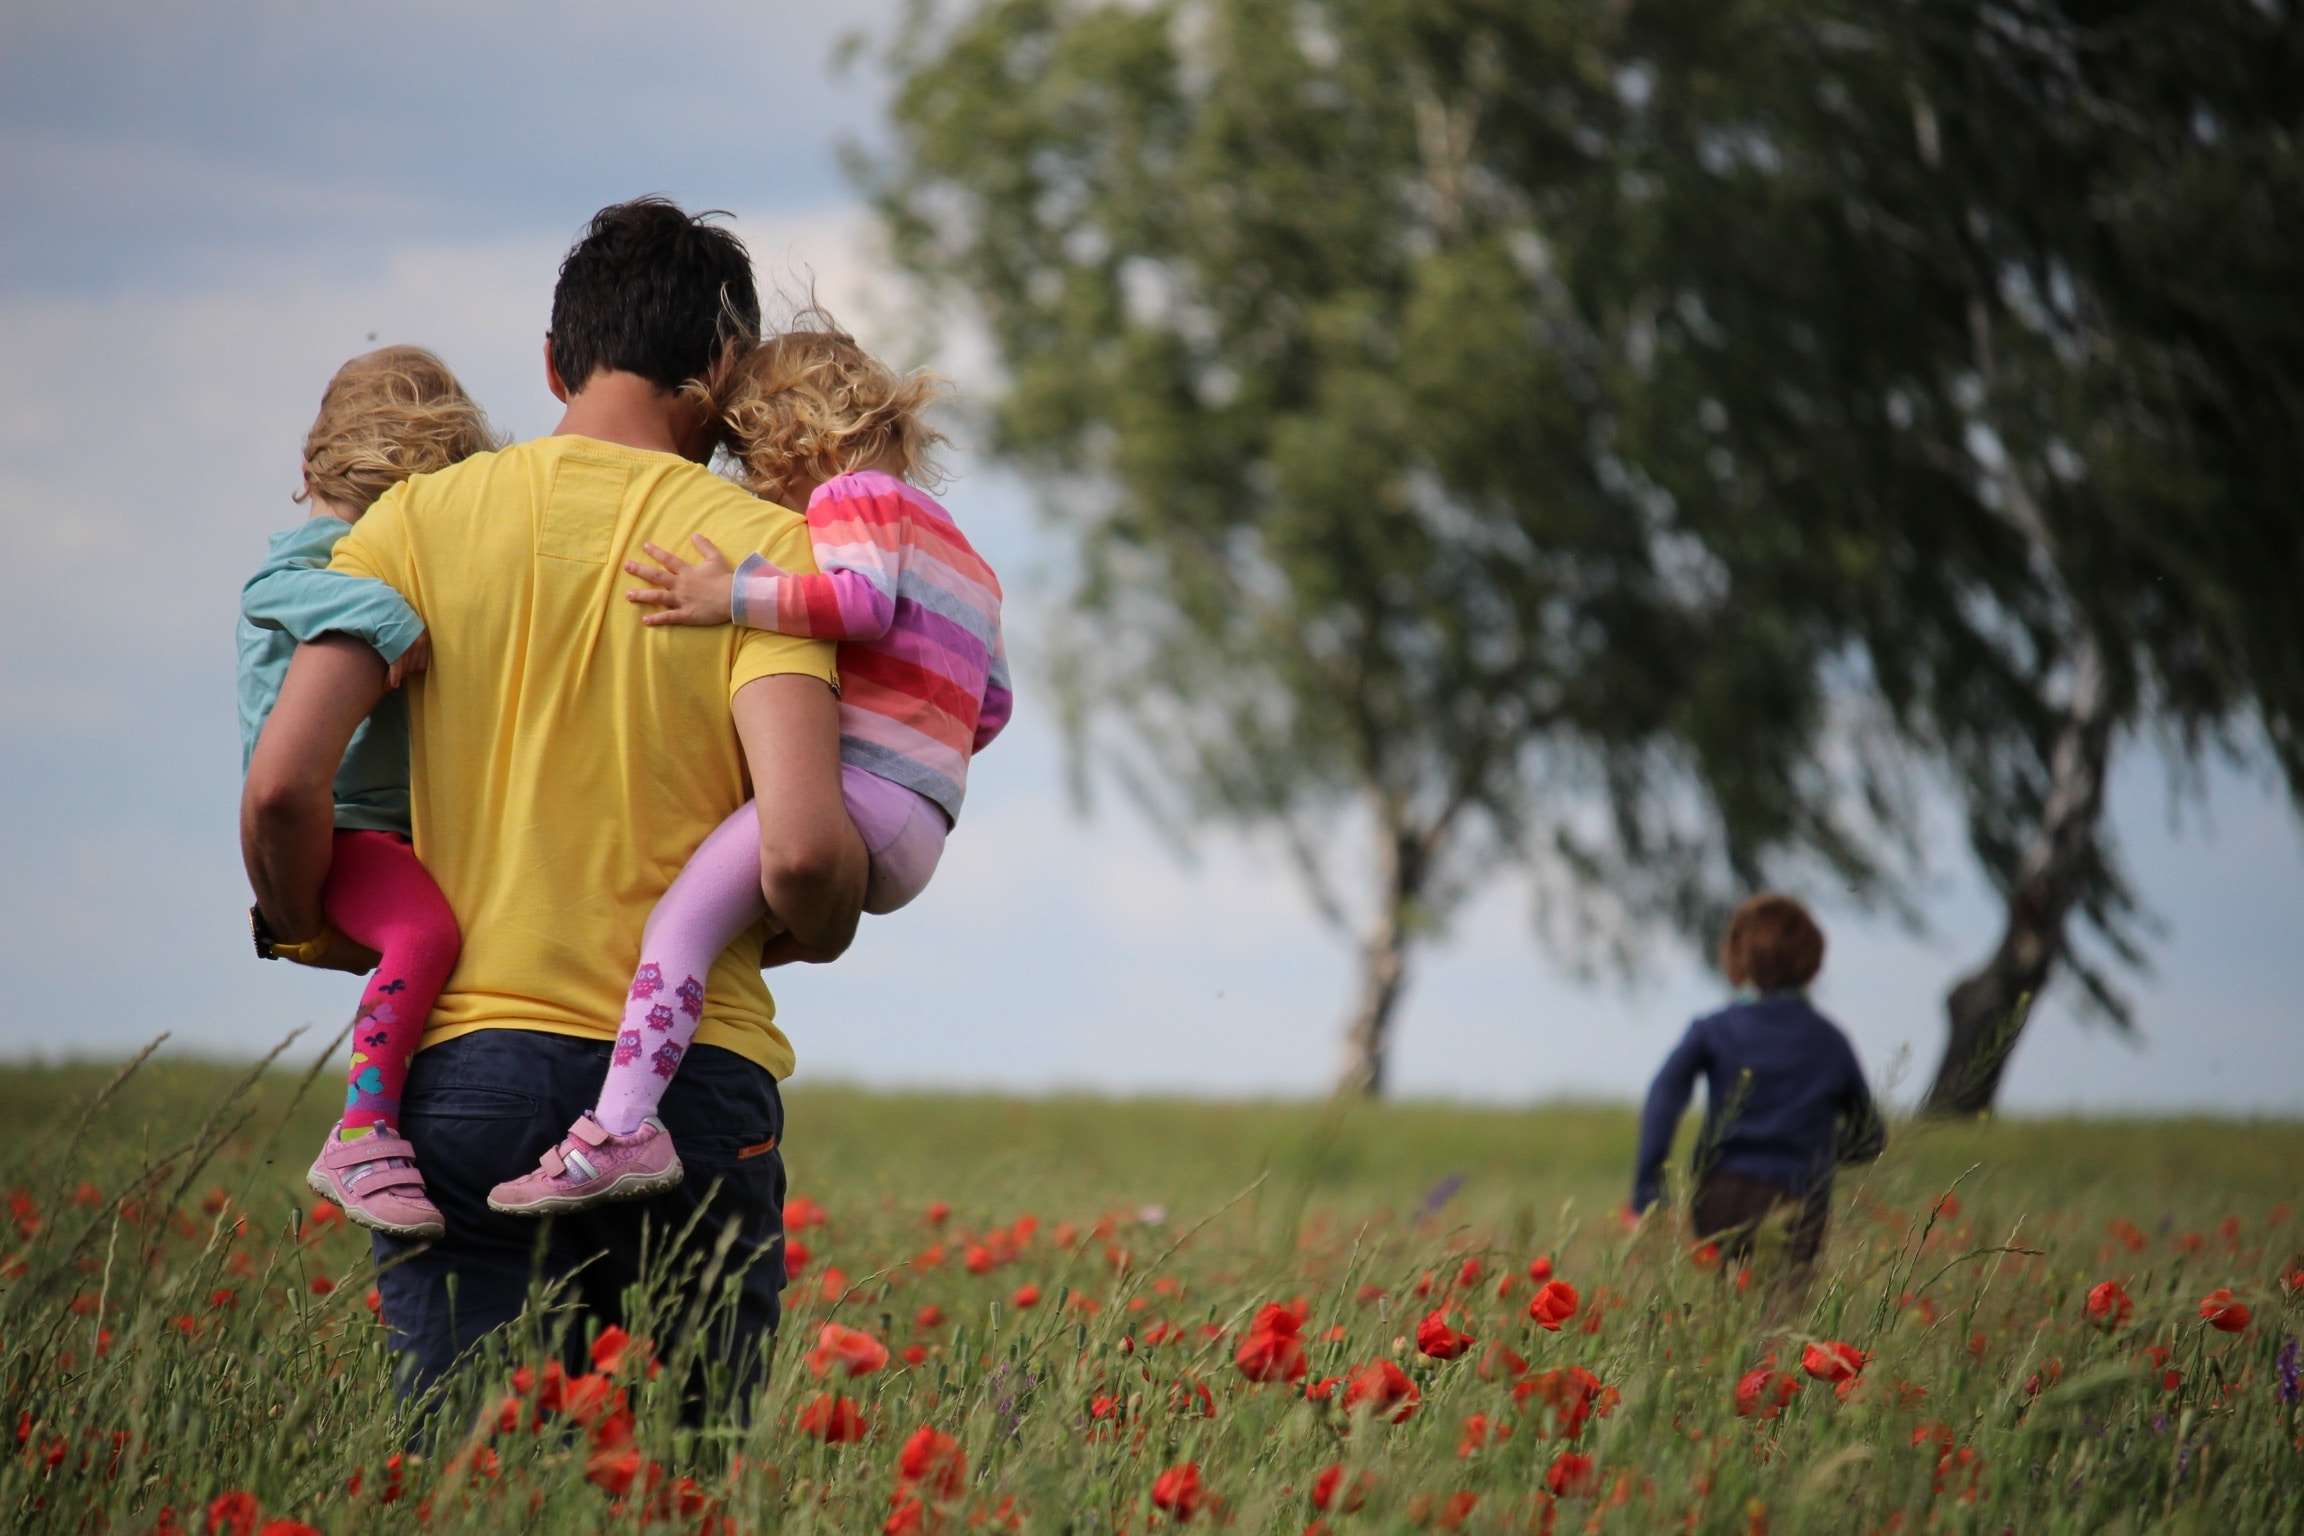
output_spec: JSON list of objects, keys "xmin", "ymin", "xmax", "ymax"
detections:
[
  {"xmin": 732, "ymin": 673, "xmax": 866, "ymax": 958},
  {"xmin": 242, "ymin": 635, "xmax": 388, "ymax": 941}
]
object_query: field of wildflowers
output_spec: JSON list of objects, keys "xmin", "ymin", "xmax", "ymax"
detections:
[{"xmin": 3, "ymin": 1048, "xmax": 2300, "ymax": 1534}]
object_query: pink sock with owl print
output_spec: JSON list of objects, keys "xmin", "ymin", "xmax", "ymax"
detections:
[{"xmin": 593, "ymin": 802, "xmax": 769, "ymax": 1136}]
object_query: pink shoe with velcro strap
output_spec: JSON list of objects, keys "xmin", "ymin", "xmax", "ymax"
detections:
[
  {"xmin": 306, "ymin": 1123, "xmax": 445, "ymax": 1240},
  {"xmin": 486, "ymin": 1113, "xmax": 683, "ymax": 1216}
]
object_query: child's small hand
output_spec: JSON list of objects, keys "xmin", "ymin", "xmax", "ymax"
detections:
[
  {"xmin": 385, "ymin": 630, "xmax": 431, "ymax": 690},
  {"xmin": 625, "ymin": 535, "xmax": 736, "ymax": 627}
]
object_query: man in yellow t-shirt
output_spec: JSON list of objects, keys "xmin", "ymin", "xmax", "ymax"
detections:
[{"xmin": 243, "ymin": 199, "xmax": 865, "ymax": 1399}]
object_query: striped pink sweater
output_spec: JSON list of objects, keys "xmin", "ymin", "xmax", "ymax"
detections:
[{"xmin": 731, "ymin": 470, "xmax": 1010, "ymax": 821}]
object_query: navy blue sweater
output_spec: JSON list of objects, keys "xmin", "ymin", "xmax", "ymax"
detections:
[{"xmin": 1631, "ymin": 994, "xmax": 1884, "ymax": 1212}]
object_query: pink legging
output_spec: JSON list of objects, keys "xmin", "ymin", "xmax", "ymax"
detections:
[
  {"xmin": 320, "ymin": 830, "xmax": 460, "ymax": 1131},
  {"xmin": 593, "ymin": 768, "xmax": 945, "ymax": 1134}
]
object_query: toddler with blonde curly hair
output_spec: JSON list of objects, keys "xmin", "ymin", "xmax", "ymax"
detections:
[
  {"xmin": 239, "ymin": 345, "xmax": 500, "ymax": 1238},
  {"xmin": 486, "ymin": 316, "xmax": 1012, "ymax": 1215}
]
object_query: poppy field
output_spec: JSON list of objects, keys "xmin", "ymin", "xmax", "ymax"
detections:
[{"xmin": 4, "ymin": 1051, "xmax": 2301, "ymax": 1535}]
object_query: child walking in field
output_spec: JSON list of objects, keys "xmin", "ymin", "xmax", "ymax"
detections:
[
  {"xmin": 1629, "ymin": 894, "xmax": 1886, "ymax": 1273},
  {"xmin": 240, "ymin": 346, "xmax": 499, "ymax": 1239},
  {"xmin": 486, "ymin": 318, "xmax": 1011, "ymax": 1215}
]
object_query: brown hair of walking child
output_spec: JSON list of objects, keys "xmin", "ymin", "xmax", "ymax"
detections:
[
  {"xmin": 296, "ymin": 346, "xmax": 501, "ymax": 516},
  {"xmin": 1719, "ymin": 893, "xmax": 1826, "ymax": 994},
  {"xmin": 684, "ymin": 307, "xmax": 946, "ymax": 507}
]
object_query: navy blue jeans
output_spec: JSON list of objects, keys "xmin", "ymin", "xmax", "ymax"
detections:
[{"xmin": 371, "ymin": 1030, "xmax": 787, "ymax": 1402}]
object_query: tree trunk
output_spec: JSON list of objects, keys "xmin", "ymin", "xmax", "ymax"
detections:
[
  {"xmin": 1333, "ymin": 905, "xmax": 1412, "ymax": 1098},
  {"xmin": 1922, "ymin": 640, "xmax": 2115, "ymax": 1116},
  {"xmin": 1333, "ymin": 825, "xmax": 1425, "ymax": 1098}
]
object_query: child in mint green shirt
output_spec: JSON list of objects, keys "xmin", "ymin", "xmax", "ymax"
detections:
[
  {"xmin": 236, "ymin": 345, "xmax": 498, "ymax": 1240},
  {"xmin": 238, "ymin": 513, "xmax": 428, "ymax": 835}
]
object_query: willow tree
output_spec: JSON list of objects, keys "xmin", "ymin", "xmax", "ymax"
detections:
[
  {"xmin": 862, "ymin": 0, "xmax": 1898, "ymax": 1093},
  {"xmin": 861, "ymin": 0, "xmax": 2304, "ymax": 1102},
  {"xmin": 1578, "ymin": 0, "xmax": 2304, "ymax": 1112}
]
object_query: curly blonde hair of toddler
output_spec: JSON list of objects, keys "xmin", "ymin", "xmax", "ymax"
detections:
[
  {"xmin": 297, "ymin": 346, "xmax": 501, "ymax": 515},
  {"xmin": 690, "ymin": 311, "xmax": 946, "ymax": 502}
]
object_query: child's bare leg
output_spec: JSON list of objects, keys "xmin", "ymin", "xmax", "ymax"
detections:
[{"xmin": 593, "ymin": 802, "xmax": 768, "ymax": 1134}]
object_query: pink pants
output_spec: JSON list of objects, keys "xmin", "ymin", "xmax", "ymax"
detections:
[
  {"xmin": 842, "ymin": 764, "xmax": 950, "ymax": 916},
  {"xmin": 321, "ymin": 829, "xmax": 460, "ymax": 1129},
  {"xmin": 589, "ymin": 768, "xmax": 945, "ymax": 1133}
]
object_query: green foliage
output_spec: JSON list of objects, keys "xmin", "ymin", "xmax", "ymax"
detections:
[
  {"xmin": 4, "ymin": 1053, "xmax": 2303, "ymax": 1532},
  {"xmin": 860, "ymin": 0, "xmax": 2304, "ymax": 1081},
  {"xmin": 866, "ymin": 0, "xmax": 1906, "ymax": 982}
]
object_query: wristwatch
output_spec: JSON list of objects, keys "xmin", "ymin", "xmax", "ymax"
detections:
[{"xmin": 250, "ymin": 905, "xmax": 338, "ymax": 965}]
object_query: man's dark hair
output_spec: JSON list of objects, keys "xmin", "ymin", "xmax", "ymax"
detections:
[{"xmin": 549, "ymin": 197, "xmax": 761, "ymax": 394}]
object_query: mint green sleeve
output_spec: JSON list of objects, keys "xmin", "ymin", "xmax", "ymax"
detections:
[{"xmin": 240, "ymin": 554, "xmax": 424, "ymax": 664}]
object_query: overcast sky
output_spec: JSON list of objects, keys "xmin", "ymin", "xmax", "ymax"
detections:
[{"xmin": 2, "ymin": 0, "xmax": 2298, "ymax": 1115}]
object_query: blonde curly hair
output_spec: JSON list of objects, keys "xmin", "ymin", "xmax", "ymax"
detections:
[
  {"xmin": 689, "ymin": 311, "xmax": 946, "ymax": 503},
  {"xmin": 297, "ymin": 346, "xmax": 500, "ymax": 514}
]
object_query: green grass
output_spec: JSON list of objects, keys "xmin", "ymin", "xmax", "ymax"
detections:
[{"xmin": 4, "ymin": 1048, "xmax": 2300, "ymax": 1534}]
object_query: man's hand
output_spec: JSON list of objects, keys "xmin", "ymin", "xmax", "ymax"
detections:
[
  {"xmin": 258, "ymin": 913, "xmax": 381, "ymax": 974},
  {"xmin": 626, "ymin": 535, "xmax": 740, "ymax": 627},
  {"xmin": 385, "ymin": 630, "xmax": 432, "ymax": 690},
  {"xmin": 243, "ymin": 636, "xmax": 388, "ymax": 942}
]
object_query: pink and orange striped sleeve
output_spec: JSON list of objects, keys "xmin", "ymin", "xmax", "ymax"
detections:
[{"xmin": 729, "ymin": 480, "xmax": 908, "ymax": 642}]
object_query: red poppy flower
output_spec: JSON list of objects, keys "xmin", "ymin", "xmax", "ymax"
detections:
[
  {"xmin": 1150, "ymin": 1462, "xmax": 1204, "ymax": 1523},
  {"xmin": 2085, "ymin": 1281, "xmax": 2133, "ymax": 1330},
  {"xmin": 560, "ymin": 1371, "xmax": 625, "ymax": 1426},
  {"xmin": 1800, "ymin": 1341, "xmax": 1866, "ymax": 1383},
  {"xmin": 925, "ymin": 1201, "xmax": 951, "ymax": 1226},
  {"xmin": 807, "ymin": 1323, "xmax": 891, "ymax": 1378},
  {"xmin": 896, "ymin": 1425, "xmax": 967, "ymax": 1500},
  {"xmin": 1527, "ymin": 1255, "xmax": 1554, "ymax": 1283},
  {"xmin": 255, "ymin": 1523, "xmax": 320, "ymax": 1536},
  {"xmin": 204, "ymin": 1492, "xmax": 261, "ymax": 1536},
  {"xmin": 1476, "ymin": 1343, "xmax": 1529, "ymax": 1381},
  {"xmin": 1311, "ymin": 1464, "xmax": 1372, "ymax": 1513},
  {"xmin": 1734, "ymin": 1368, "xmax": 1802, "ymax": 1419},
  {"xmin": 2198, "ymin": 1288, "xmax": 2251, "ymax": 1333},
  {"xmin": 1528, "ymin": 1280, "xmax": 1579, "ymax": 1332},
  {"xmin": 1516, "ymin": 1366, "xmax": 1618, "ymax": 1439},
  {"xmin": 916, "ymin": 1304, "xmax": 945, "ymax": 1329},
  {"xmin": 1458, "ymin": 1412, "xmax": 1501, "ymax": 1456},
  {"xmin": 797, "ymin": 1392, "xmax": 869, "ymax": 1443},
  {"xmin": 585, "ymin": 1444, "xmax": 642, "ymax": 1496},
  {"xmin": 964, "ymin": 1245, "xmax": 994, "ymax": 1275},
  {"xmin": 590, "ymin": 1325, "xmax": 654, "ymax": 1376},
  {"xmin": 785, "ymin": 1238, "xmax": 812, "ymax": 1277},
  {"xmin": 1454, "ymin": 1258, "xmax": 1484, "ymax": 1289},
  {"xmin": 1010, "ymin": 1283, "xmax": 1041, "ymax": 1308},
  {"xmin": 1415, "ymin": 1309, "xmax": 1475, "ymax": 1361},
  {"xmin": 784, "ymin": 1195, "xmax": 827, "ymax": 1230},
  {"xmin": 1546, "ymin": 1451, "xmax": 1598, "ymax": 1497},
  {"xmin": 1235, "ymin": 1303, "xmax": 1309, "ymax": 1383},
  {"xmin": 1341, "ymin": 1360, "xmax": 1421, "ymax": 1423}
]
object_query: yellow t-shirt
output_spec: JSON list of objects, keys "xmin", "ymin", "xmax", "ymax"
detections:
[{"xmin": 331, "ymin": 434, "xmax": 836, "ymax": 1077}]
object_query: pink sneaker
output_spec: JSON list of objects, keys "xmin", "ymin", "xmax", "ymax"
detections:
[
  {"xmin": 487, "ymin": 1113, "xmax": 683, "ymax": 1216},
  {"xmin": 306, "ymin": 1124, "xmax": 445, "ymax": 1240}
]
